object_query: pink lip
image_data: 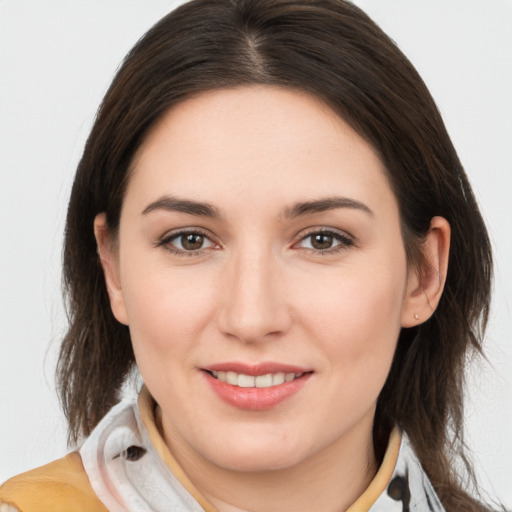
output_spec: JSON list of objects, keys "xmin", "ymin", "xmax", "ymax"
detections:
[
  {"xmin": 202, "ymin": 361, "xmax": 311, "ymax": 376},
  {"xmin": 201, "ymin": 361, "xmax": 313, "ymax": 411}
]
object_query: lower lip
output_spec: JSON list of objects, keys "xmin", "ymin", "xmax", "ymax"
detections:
[{"xmin": 203, "ymin": 372, "xmax": 311, "ymax": 410}]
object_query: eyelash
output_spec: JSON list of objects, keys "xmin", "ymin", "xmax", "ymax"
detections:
[
  {"xmin": 156, "ymin": 228, "xmax": 354, "ymax": 257},
  {"xmin": 294, "ymin": 228, "xmax": 355, "ymax": 255},
  {"xmin": 156, "ymin": 229, "xmax": 218, "ymax": 257}
]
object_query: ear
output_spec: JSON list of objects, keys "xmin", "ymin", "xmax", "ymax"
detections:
[
  {"xmin": 401, "ymin": 216, "xmax": 451, "ymax": 327},
  {"xmin": 94, "ymin": 213, "xmax": 129, "ymax": 325}
]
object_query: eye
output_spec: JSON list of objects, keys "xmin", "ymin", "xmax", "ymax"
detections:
[
  {"xmin": 159, "ymin": 230, "xmax": 217, "ymax": 255},
  {"xmin": 296, "ymin": 230, "xmax": 354, "ymax": 253}
]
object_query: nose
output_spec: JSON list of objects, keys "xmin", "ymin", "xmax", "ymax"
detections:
[{"xmin": 217, "ymin": 249, "xmax": 292, "ymax": 344}]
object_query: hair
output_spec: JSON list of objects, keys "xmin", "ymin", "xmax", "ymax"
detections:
[{"xmin": 58, "ymin": 0, "xmax": 493, "ymax": 509}]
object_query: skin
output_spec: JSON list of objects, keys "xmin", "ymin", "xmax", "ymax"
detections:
[{"xmin": 96, "ymin": 86, "xmax": 450, "ymax": 512}]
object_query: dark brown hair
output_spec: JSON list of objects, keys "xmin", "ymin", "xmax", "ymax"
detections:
[{"xmin": 58, "ymin": 0, "xmax": 493, "ymax": 509}]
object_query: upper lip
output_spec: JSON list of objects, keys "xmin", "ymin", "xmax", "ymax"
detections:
[{"xmin": 201, "ymin": 361, "xmax": 313, "ymax": 376}]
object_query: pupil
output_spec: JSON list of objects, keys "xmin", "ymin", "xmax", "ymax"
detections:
[
  {"xmin": 312, "ymin": 233, "xmax": 333, "ymax": 250},
  {"xmin": 182, "ymin": 234, "xmax": 203, "ymax": 250}
]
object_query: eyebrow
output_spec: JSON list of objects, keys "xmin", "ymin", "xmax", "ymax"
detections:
[
  {"xmin": 283, "ymin": 197, "xmax": 374, "ymax": 218},
  {"xmin": 142, "ymin": 196, "xmax": 221, "ymax": 218},
  {"xmin": 141, "ymin": 195, "xmax": 373, "ymax": 219}
]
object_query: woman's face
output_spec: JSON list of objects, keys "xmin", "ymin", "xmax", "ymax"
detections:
[{"xmin": 100, "ymin": 86, "xmax": 419, "ymax": 473}]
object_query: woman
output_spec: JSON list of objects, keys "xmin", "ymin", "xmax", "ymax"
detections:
[{"xmin": 0, "ymin": 0, "xmax": 500, "ymax": 510}]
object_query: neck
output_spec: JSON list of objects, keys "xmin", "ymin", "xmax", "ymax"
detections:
[{"xmin": 163, "ymin": 413, "xmax": 378, "ymax": 512}]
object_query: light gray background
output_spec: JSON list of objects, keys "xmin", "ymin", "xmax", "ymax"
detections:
[{"xmin": 1, "ymin": 0, "xmax": 511, "ymax": 507}]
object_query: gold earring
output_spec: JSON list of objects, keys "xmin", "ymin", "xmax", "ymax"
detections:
[{"xmin": 414, "ymin": 313, "xmax": 419, "ymax": 320}]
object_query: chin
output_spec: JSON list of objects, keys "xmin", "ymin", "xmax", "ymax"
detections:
[
  {"xmin": 214, "ymin": 451, "xmax": 303, "ymax": 473},
  {"xmin": 203, "ymin": 435, "xmax": 310, "ymax": 473}
]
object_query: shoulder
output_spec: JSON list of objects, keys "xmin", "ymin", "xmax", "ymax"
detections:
[{"xmin": 0, "ymin": 452, "xmax": 107, "ymax": 512}]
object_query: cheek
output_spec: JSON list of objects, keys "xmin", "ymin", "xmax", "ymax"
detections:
[
  {"xmin": 294, "ymin": 255, "xmax": 407, "ymax": 380},
  {"xmin": 119, "ymin": 260, "xmax": 217, "ymax": 362}
]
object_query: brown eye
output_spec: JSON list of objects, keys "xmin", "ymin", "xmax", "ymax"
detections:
[
  {"xmin": 311, "ymin": 233, "xmax": 334, "ymax": 250},
  {"xmin": 181, "ymin": 233, "xmax": 205, "ymax": 250},
  {"xmin": 296, "ymin": 230, "xmax": 353, "ymax": 253},
  {"xmin": 163, "ymin": 231, "xmax": 216, "ymax": 254}
]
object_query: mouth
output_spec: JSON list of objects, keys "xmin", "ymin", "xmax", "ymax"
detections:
[
  {"xmin": 205, "ymin": 370, "xmax": 307, "ymax": 388},
  {"xmin": 201, "ymin": 363, "xmax": 313, "ymax": 410}
]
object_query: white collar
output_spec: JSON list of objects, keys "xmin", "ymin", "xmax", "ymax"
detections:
[{"xmin": 80, "ymin": 395, "xmax": 445, "ymax": 512}]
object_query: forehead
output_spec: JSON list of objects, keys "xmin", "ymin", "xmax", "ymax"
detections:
[{"xmin": 126, "ymin": 86, "xmax": 396, "ymax": 218}]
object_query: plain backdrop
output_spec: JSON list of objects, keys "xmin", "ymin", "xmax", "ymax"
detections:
[{"xmin": 0, "ymin": 0, "xmax": 511, "ymax": 507}]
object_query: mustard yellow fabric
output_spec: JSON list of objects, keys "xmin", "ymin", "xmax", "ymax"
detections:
[
  {"xmin": 0, "ymin": 452, "xmax": 107, "ymax": 512},
  {"xmin": 0, "ymin": 389, "xmax": 400, "ymax": 511}
]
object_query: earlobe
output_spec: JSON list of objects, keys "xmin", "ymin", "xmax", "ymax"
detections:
[
  {"xmin": 94, "ymin": 213, "xmax": 129, "ymax": 325},
  {"xmin": 401, "ymin": 216, "xmax": 450, "ymax": 328}
]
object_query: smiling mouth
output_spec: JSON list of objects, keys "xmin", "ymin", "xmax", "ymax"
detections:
[
  {"xmin": 202, "ymin": 365, "xmax": 313, "ymax": 409},
  {"xmin": 205, "ymin": 370, "xmax": 307, "ymax": 388}
]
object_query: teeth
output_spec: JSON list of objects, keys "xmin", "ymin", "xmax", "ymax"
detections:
[
  {"xmin": 211, "ymin": 370, "xmax": 304, "ymax": 388},
  {"xmin": 255, "ymin": 374, "xmax": 273, "ymax": 387},
  {"xmin": 226, "ymin": 371, "xmax": 238, "ymax": 385},
  {"xmin": 272, "ymin": 373, "xmax": 285, "ymax": 385},
  {"xmin": 238, "ymin": 374, "xmax": 255, "ymax": 387}
]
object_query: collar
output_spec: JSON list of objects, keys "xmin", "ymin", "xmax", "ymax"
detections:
[{"xmin": 80, "ymin": 386, "xmax": 444, "ymax": 511}]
